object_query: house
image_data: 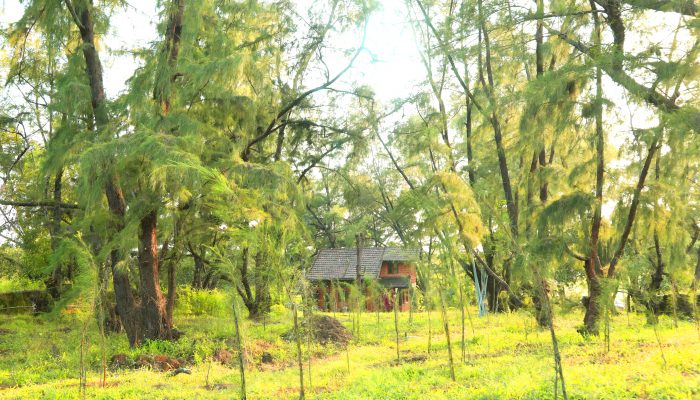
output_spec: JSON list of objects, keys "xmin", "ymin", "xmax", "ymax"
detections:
[{"xmin": 306, "ymin": 247, "xmax": 419, "ymax": 312}]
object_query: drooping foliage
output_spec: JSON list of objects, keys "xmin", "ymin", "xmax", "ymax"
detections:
[{"xmin": 0, "ymin": 0, "xmax": 698, "ymax": 351}]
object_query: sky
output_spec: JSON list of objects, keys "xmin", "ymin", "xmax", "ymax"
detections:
[{"xmin": 0, "ymin": 0, "xmax": 426, "ymax": 103}]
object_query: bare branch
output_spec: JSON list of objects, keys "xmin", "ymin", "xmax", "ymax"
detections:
[
  {"xmin": 241, "ymin": 18, "xmax": 369, "ymax": 160},
  {"xmin": 0, "ymin": 199, "xmax": 82, "ymax": 210}
]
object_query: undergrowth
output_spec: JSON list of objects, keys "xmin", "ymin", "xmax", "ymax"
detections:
[{"xmin": 0, "ymin": 302, "xmax": 698, "ymax": 399}]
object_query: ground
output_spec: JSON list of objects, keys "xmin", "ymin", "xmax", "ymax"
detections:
[{"xmin": 0, "ymin": 304, "xmax": 698, "ymax": 399}]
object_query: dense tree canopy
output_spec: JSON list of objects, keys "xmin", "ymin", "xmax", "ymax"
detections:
[{"xmin": 0, "ymin": 0, "xmax": 697, "ymax": 349}]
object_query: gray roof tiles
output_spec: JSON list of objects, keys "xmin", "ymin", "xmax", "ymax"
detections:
[
  {"xmin": 307, "ymin": 247, "xmax": 419, "ymax": 281},
  {"xmin": 382, "ymin": 247, "xmax": 420, "ymax": 261}
]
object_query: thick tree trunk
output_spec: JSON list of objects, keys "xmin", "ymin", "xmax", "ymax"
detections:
[
  {"xmin": 106, "ymin": 181, "xmax": 141, "ymax": 345},
  {"xmin": 138, "ymin": 210, "xmax": 168, "ymax": 340},
  {"xmin": 582, "ymin": 259, "xmax": 602, "ymax": 335},
  {"xmin": 137, "ymin": 0, "xmax": 184, "ymax": 339},
  {"xmin": 110, "ymin": 249, "xmax": 141, "ymax": 346},
  {"xmin": 68, "ymin": 0, "xmax": 186, "ymax": 345}
]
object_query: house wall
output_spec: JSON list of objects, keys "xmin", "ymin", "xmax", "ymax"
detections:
[
  {"xmin": 315, "ymin": 281, "xmax": 352, "ymax": 312},
  {"xmin": 314, "ymin": 264, "xmax": 416, "ymax": 313},
  {"xmin": 378, "ymin": 261, "xmax": 417, "ymax": 285}
]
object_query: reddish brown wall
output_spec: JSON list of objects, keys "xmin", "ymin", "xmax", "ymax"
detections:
[
  {"xmin": 315, "ymin": 281, "xmax": 353, "ymax": 312},
  {"xmin": 313, "ymin": 261, "xmax": 416, "ymax": 312},
  {"xmin": 378, "ymin": 261, "xmax": 417, "ymax": 285}
]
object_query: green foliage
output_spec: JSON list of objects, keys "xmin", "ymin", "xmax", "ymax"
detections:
[
  {"xmin": 174, "ymin": 287, "xmax": 232, "ymax": 318},
  {"xmin": 0, "ymin": 275, "xmax": 44, "ymax": 293}
]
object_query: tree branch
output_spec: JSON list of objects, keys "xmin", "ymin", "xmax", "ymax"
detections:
[
  {"xmin": 543, "ymin": 24, "xmax": 680, "ymax": 112},
  {"xmin": 622, "ymin": 0, "xmax": 696, "ymax": 16},
  {"xmin": 564, "ymin": 244, "xmax": 588, "ymax": 261},
  {"xmin": 607, "ymin": 135, "xmax": 661, "ymax": 277},
  {"xmin": 241, "ymin": 18, "xmax": 369, "ymax": 160},
  {"xmin": 413, "ymin": 0, "xmax": 488, "ymax": 117},
  {"xmin": 296, "ymin": 137, "xmax": 351, "ymax": 184},
  {"xmin": 0, "ymin": 199, "xmax": 82, "ymax": 210}
]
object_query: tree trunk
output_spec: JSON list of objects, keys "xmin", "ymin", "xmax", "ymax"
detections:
[
  {"xmin": 252, "ymin": 251, "xmax": 271, "ymax": 319},
  {"xmin": 694, "ymin": 246, "xmax": 700, "ymax": 285},
  {"xmin": 477, "ymin": 0, "xmax": 518, "ymax": 238},
  {"xmin": 236, "ymin": 248, "xmax": 271, "ymax": 320},
  {"xmin": 110, "ymin": 248, "xmax": 141, "ymax": 346},
  {"xmin": 165, "ymin": 250, "xmax": 176, "ymax": 331},
  {"xmin": 138, "ymin": 210, "xmax": 168, "ymax": 340},
  {"xmin": 70, "ymin": 0, "xmax": 144, "ymax": 346},
  {"xmin": 465, "ymin": 92, "xmax": 475, "ymax": 186},
  {"xmin": 232, "ymin": 297, "xmax": 247, "ymax": 400},
  {"xmin": 582, "ymin": 259, "xmax": 602, "ymax": 335},
  {"xmin": 293, "ymin": 303, "xmax": 305, "ymax": 399},
  {"xmin": 47, "ymin": 169, "xmax": 64, "ymax": 299},
  {"xmin": 582, "ymin": 15, "xmax": 605, "ymax": 335},
  {"xmin": 191, "ymin": 246, "xmax": 205, "ymax": 289}
]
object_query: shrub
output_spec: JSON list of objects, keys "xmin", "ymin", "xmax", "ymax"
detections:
[
  {"xmin": 0, "ymin": 275, "xmax": 45, "ymax": 294},
  {"xmin": 174, "ymin": 286, "xmax": 231, "ymax": 317}
]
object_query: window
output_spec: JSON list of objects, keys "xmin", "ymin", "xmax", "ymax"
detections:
[{"xmin": 387, "ymin": 261, "xmax": 398, "ymax": 274}]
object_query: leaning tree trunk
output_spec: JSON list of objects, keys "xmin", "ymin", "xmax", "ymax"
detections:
[
  {"xmin": 68, "ymin": 0, "xmax": 186, "ymax": 345},
  {"xmin": 69, "ymin": 0, "xmax": 143, "ymax": 346}
]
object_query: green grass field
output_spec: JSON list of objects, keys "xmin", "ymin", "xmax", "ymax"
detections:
[{"xmin": 1, "ymin": 306, "xmax": 698, "ymax": 399}]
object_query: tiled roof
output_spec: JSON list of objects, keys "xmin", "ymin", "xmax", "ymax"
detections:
[
  {"xmin": 382, "ymin": 247, "xmax": 419, "ymax": 261},
  {"xmin": 307, "ymin": 247, "xmax": 419, "ymax": 281}
]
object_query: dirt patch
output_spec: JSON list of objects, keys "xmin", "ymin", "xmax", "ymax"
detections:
[
  {"xmin": 283, "ymin": 315, "xmax": 352, "ymax": 346},
  {"xmin": 513, "ymin": 342, "xmax": 547, "ymax": 353},
  {"xmin": 206, "ymin": 383, "xmax": 237, "ymax": 390},
  {"xmin": 404, "ymin": 354, "xmax": 427, "ymax": 363},
  {"xmin": 389, "ymin": 353, "xmax": 428, "ymax": 365},
  {"xmin": 213, "ymin": 348, "xmax": 233, "ymax": 365},
  {"xmin": 84, "ymin": 381, "xmax": 120, "ymax": 388},
  {"xmin": 272, "ymin": 386, "xmax": 302, "ymax": 398},
  {"xmin": 110, "ymin": 353, "xmax": 185, "ymax": 372},
  {"xmin": 0, "ymin": 328, "xmax": 13, "ymax": 335}
]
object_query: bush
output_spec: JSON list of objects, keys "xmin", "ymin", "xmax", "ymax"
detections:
[
  {"xmin": 174, "ymin": 286, "xmax": 231, "ymax": 317},
  {"xmin": 0, "ymin": 275, "xmax": 45, "ymax": 294}
]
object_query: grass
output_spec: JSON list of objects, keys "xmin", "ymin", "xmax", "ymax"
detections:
[{"xmin": 0, "ymin": 303, "xmax": 698, "ymax": 399}]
